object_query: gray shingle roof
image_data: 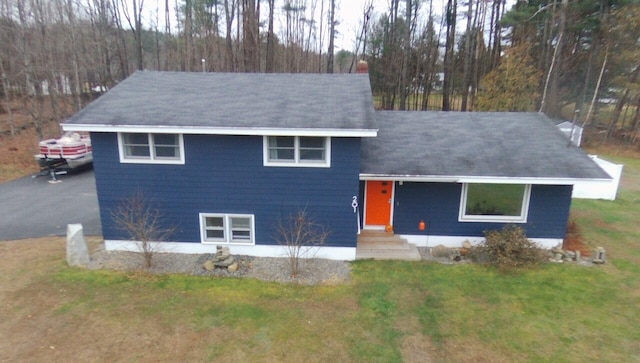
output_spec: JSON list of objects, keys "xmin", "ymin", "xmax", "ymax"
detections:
[
  {"xmin": 361, "ymin": 111, "xmax": 610, "ymax": 180},
  {"xmin": 64, "ymin": 71, "xmax": 376, "ymax": 131}
]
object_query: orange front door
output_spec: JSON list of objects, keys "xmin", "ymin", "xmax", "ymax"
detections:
[{"xmin": 365, "ymin": 181, "xmax": 393, "ymax": 226}]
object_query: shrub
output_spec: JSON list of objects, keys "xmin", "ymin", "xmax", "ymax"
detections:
[{"xmin": 471, "ymin": 225, "xmax": 546, "ymax": 271}]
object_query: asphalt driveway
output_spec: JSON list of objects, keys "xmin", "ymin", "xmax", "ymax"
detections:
[{"xmin": 0, "ymin": 169, "xmax": 101, "ymax": 240}]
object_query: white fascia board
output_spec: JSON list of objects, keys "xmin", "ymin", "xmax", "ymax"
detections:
[
  {"xmin": 456, "ymin": 176, "xmax": 610, "ymax": 185},
  {"xmin": 61, "ymin": 123, "xmax": 378, "ymax": 138},
  {"xmin": 359, "ymin": 174, "xmax": 459, "ymax": 183},
  {"xmin": 359, "ymin": 174, "xmax": 609, "ymax": 185}
]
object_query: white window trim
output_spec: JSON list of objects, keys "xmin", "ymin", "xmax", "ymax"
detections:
[
  {"xmin": 458, "ymin": 183, "xmax": 531, "ymax": 223},
  {"xmin": 199, "ymin": 213, "xmax": 255, "ymax": 245},
  {"xmin": 263, "ymin": 136, "xmax": 331, "ymax": 167},
  {"xmin": 118, "ymin": 133, "xmax": 185, "ymax": 164}
]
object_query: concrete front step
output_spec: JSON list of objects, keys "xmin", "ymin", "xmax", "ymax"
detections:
[
  {"xmin": 356, "ymin": 246, "xmax": 422, "ymax": 261},
  {"xmin": 358, "ymin": 236, "xmax": 407, "ymax": 244},
  {"xmin": 356, "ymin": 232, "xmax": 422, "ymax": 261},
  {"xmin": 358, "ymin": 243, "xmax": 415, "ymax": 251}
]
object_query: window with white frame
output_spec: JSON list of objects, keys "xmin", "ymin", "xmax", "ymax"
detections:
[
  {"xmin": 264, "ymin": 136, "xmax": 330, "ymax": 167},
  {"xmin": 118, "ymin": 133, "xmax": 184, "ymax": 164},
  {"xmin": 459, "ymin": 183, "xmax": 531, "ymax": 223},
  {"xmin": 200, "ymin": 213, "xmax": 255, "ymax": 244}
]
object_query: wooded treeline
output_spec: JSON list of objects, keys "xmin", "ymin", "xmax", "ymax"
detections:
[{"xmin": 1, "ymin": 0, "xmax": 639, "ymax": 143}]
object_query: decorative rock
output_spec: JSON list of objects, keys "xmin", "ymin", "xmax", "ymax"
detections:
[
  {"xmin": 66, "ymin": 224, "xmax": 90, "ymax": 267},
  {"xmin": 431, "ymin": 244, "xmax": 450, "ymax": 258},
  {"xmin": 592, "ymin": 247, "xmax": 606, "ymax": 264},
  {"xmin": 204, "ymin": 246, "xmax": 239, "ymax": 270},
  {"xmin": 575, "ymin": 250, "xmax": 581, "ymax": 263},
  {"xmin": 449, "ymin": 248, "xmax": 461, "ymax": 261},
  {"xmin": 214, "ymin": 256, "xmax": 235, "ymax": 268},
  {"xmin": 462, "ymin": 240, "xmax": 472, "ymax": 249},
  {"xmin": 459, "ymin": 247, "xmax": 470, "ymax": 256},
  {"xmin": 227, "ymin": 262, "xmax": 239, "ymax": 272},
  {"xmin": 203, "ymin": 260, "xmax": 215, "ymax": 271},
  {"xmin": 213, "ymin": 246, "xmax": 231, "ymax": 261}
]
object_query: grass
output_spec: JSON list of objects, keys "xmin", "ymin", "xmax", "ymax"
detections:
[
  {"xmin": 37, "ymin": 254, "xmax": 640, "ymax": 361},
  {"xmin": 2, "ymin": 153, "xmax": 640, "ymax": 361}
]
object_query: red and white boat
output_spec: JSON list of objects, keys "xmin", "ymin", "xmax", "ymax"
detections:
[{"xmin": 35, "ymin": 132, "xmax": 93, "ymax": 170}]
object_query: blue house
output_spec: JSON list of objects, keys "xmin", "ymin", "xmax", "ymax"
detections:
[{"xmin": 62, "ymin": 71, "xmax": 610, "ymax": 260}]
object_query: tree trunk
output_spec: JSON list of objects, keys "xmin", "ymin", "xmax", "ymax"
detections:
[
  {"xmin": 184, "ymin": 0, "xmax": 193, "ymax": 71},
  {"xmin": 442, "ymin": 0, "xmax": 457, "ymax": 111},
  {"xmin": 266, "ymin": 0, "xmax": 275, "ymax": 72},
  {"xmin": 399, "ymin": 0, "xmax": 412, "ymax": 110},
  {"xmin": 0, "ymin": 57, "xmax": 15, "ymax": 136},
  {"xmin": 242, "ymin": 0, "xmax": 259, "ymax": 72},
  {"xmin": 585, "ymin": 46, "xmax": 608, "ymax": 127},
  {"xmin": 327, "ymin": 0, "xmax": 335, "ymax": 73},
  {"xmin": 111, "ymin": 0, "xmax": 130, "ymax": 78},
  {"xmin": 605, "ymin": 89, "xmax": 628, "ymax": 141},
  {"xmin": 224, "ymin": 0, "xmax": 235, "ymax": 71},
  {"xmin": 629, "ymin": 96, "xmax": 640, "ymax": 145},
  {"xmin": 461, "ymin": 0, "xmax": 474, "ymax": 111},
  {"xmin": 134, "ymin": 0, "xmax": 143, "ymax": 71},
  {"xmin": 540, "ymin": 0, "xmax": 567, "ymax": 116}
]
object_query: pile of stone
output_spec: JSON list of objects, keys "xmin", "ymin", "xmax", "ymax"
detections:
[
  {"xmin": 549, "ymin": 245, "xmax": 606, "ymax": 264},
  {"xmin": 203, "ymin": 246, "xmax": 239, "ymax": 272},
  {"xmin": 549, "ymin": 246, "xmax": 581, "ymax": 263}
]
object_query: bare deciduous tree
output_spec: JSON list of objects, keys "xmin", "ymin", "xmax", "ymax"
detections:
[
  {"xmin": 275, "ymin": 208, "xmax": 329, "ymax": 278},
  {"xmin": 111, "ymin": 190, "xmax": 176, "ymax": 269}
]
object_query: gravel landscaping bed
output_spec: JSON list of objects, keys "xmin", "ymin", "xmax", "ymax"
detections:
[{"xmin": 88, "ymin": 246, "xmax": 352, "ymax": 286}]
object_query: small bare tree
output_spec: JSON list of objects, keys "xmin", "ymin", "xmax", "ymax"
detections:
[
  {"xmin": 276, "ymin": 209, "xmax": 330, "ymax": 278},
  {"xmin": 111, "ymin": 190, "xmax": 175, "ymax": 269}
]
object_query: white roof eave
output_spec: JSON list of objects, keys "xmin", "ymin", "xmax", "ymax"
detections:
[
  {"xmin": 359, "ymin": 174, "xmax": 611, "ymax": 185},
  {"xmin": 61, "ymin": 123, "xmax": 379, "ymax": 138}
]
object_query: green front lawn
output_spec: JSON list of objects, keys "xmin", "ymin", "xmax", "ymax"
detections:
[{"xmin": 3, "ymin": 154, "xmax": 639, "ymax": 362}]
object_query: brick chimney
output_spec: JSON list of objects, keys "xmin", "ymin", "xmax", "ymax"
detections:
[{"xmin": 356, "ymin": 60, "xmax": 369, "ymax": 74}]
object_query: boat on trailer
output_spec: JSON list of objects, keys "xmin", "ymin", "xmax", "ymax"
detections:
[{"xmin": 34, "ymin": 132, "xmax": 93, "ymax": 173}]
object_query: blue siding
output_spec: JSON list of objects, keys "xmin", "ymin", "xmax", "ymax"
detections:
[
  {"xmin": 91, "ymin": 133, "xmax": 362, "ymax": 247},
  {"xmin": 389, "ymin": 182, "xmax": 572, "ymax": 239}
]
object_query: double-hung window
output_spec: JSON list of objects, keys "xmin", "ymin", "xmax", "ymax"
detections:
[
  {"xmin": 200, "ymin": 213, "xmax": 255, "ymax": 244},
  {"xmin": 264, "ymin": 136, "xmax": 330, "ymax": 167},
  {"xmin": 118, "ymin": 133, "xmax": 184, "ymax": 164},
  {"xmin": 459, "ymin": 183, "xmax": 531, "ymax": 223}
]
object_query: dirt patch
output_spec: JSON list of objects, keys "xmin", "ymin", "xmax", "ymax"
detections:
[
  {"xmin": 401, "ymin": 333, "xmax": 436, "ymax": 362},
  {"xmin": 563, "ymin": 220, "xmax": 591, "ymax": 256},
  {"xmin": 0, "ymin": 120, "xmax": 63, "ymax": 182}
]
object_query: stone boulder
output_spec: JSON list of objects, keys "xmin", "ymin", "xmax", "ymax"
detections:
[
  {"xmin": 431, "ymin": 244, "xmax": 450, "ymax": 258},
  {"xmin": 66, "ymin": 224, "xmax": 90, "ymax": 267}
]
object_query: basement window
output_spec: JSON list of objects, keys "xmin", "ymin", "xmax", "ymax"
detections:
[
  {"xmin": 459, "ymin": 183, "xmax": 531, "ymax": 223},
  {"xmin": 264, "ymin": 136, "xmax": 330, "ymax": 167},
  {"xmin": 200, "ymin": 213, "xmax": 255, "ymax": 244},
  {"xmin": 118, "ymin": 133, "xmax": 185, "ymax": 164}
]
